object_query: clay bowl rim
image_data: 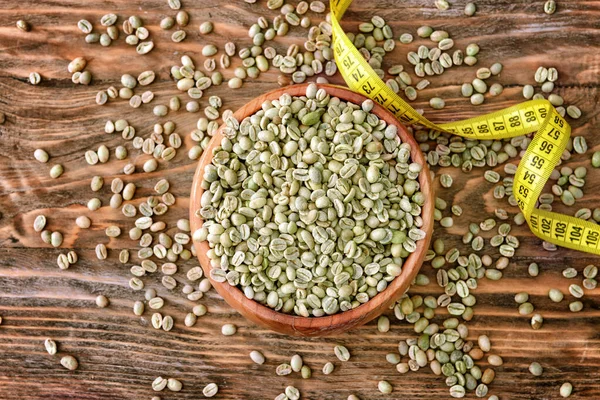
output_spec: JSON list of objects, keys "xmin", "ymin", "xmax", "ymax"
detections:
[{"xmin": 190, "ymin": 83, "xmax": 434, "ymax": 337}]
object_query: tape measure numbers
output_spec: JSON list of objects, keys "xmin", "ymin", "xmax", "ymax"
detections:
[{"xmin": 330, "ymin": 0, "xmax": 600, "ymax": 255}]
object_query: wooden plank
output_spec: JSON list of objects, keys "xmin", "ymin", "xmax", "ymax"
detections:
[{"xmin": 1, "ymin": 0, "xmax": 600, "ymax": 398}]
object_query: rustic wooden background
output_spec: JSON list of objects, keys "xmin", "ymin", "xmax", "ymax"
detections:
[{"xmin": 1, "ymin": 0, "xmax": 600, "ymax": 399}]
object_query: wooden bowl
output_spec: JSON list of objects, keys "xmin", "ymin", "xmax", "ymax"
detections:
[{"xmin": 190, "ymin": 83, "xmax": 434, "ymax": 336}]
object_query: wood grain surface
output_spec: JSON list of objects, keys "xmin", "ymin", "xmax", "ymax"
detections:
[{"xmin": 1, "ymin": 0, "xmax": 600, "ymax": 399}]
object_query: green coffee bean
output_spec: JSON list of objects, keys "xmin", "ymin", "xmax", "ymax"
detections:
[
  {"xmin": 438, "ymin": 38, "xmax": 454, "ymax": 51},
  {"xmin": 461, "ymin": 83, "xmax": 474, "ymax": 97},
  {"xmin": 250, "ymin": 350, "xmax": 265, "ymax": 364},
  {"xmin": 168, "ymin": 0, "xmax": 181, "ymax": 9},
  {"xmin": 518, "ymin": 302, "xmax": 534, "ymax": 315},
  {"xmin": 523, "ymin": 85, "xmax": 534, "ymax": 99},
  {"xmin": 221, "ymin": 323, "xmax": 237, "ymax": 335},
  {"xmin": 489, "ymin": 83, "xmax": 503, "ymax": 96},
  {"xmin": 560, "ymin": 382, "xmax": 572, "ymax": 398},
  {"xmin": 290, "ymin": 354, "xmax": 303, "ymax": 372},
  {"xmin": 466, "ymin": 43, "xmax": 479, "ymax": 56},
  {"xmin": 417, "ymin": 26, "xmax": 433, "ymax": 38},
  {"xmin": 399, "ymin": 33, "xmax": 413, "ymax": 44},
  {"xmin": 535, "ymin": 66, "xmax": 549, "ymax": 83},
  {"xmin": 531, "ymin": 313, "xmax": 544, "ymax": 329},
  {"xmin": 44, "ymin": 338, "xmax": 58, "ymax": 355},
  {"xmin": 440, "ymin": 174, "xmax": 453, "ymax": 187},
  {"xmin": 95, "ymin": 295, "xmax": 109, "ymax": 308},
  {"xmin": 449, "ymin": 385, "xmax": 465, "ymax": 398},
  {"xmin": 472, "ymin": 78, "xmax": 487, "ymax": 93},
  {"xmin": 549, "ymin": 93, "xmax": 564, "ymax": 106},
  {"xmin": 334, "ymin": 345, "xmax": 350, "ymax": 361},
  {"xmin": 569, "ymin": 301, "xmax": 583, "ymax": 312},
  {"xmin": 549, "ymin": 288, "xmax": 564, "ymax": 302},
  {"xmin": 60, "ymin": 355, "xmax": 78, "ymax": 370},
  {"xmin": 490, "ymin": 62, "xmax": 503, "ymax": 75},
  {"xmin": 276, "ymin": 363, "xmax": 292, "ymax": 376},
  {"xmin": 377, "ymin": 315, "xmax": 390, "ymax": 332},
  {"xmin": 430, "ymin": 97, "xmax": 445, "ymax": 110},
  {"xmin": 203, "ymin": 383, "xmax": 218, "ymax": 397},
  {"xmin": 378, "ymin": 380, "xmax": 392, "ymax": 394},
  {"xmin": 567, "ymin": 105, "xmax": 581, "ymax": 119},
  {"xmin": 161, "ymin": 16, "xmax": 175, "ymax": 30},
  {"xmin": 514, "ymin": 292, "xmax": 529, "ymax": 304},
  {"xmin": 464, "ymin": 2, "xmax": 476, "ymax": 16},
  {"xmin": 17, "ymin": 20, "xmax": 32, "ymax": 32},
  {"xmin": 49, "ymin": 164, "xmax": 63, "ymax": 178},
  {"xmin": 430, "ymin": 30, "xmax": 449, "ymax": 42},
  {"xmin": 323, "ymin": 362, "xmax": 334, "ymax": 375},
  {"xmin": 176, "ymin": 10, "xmax": 189, "ymax": 26},
  {"xmin": 470, "ymin": 93, "xmax": 484, "ymax": 105},
  {"xmin": 544, "ymin": 0, "xmax": 557, "ymax": 15},
  {"xmin": 569, "ymin": 284, "xmax": 584, "ymax": 298},
  {"xmin": 527, "ymin": 263, "xmax": 539, "ymax": 277},
  {"xmin": 136, "ymin": 41, "xmax": 155, "ymax": 55},
  {"xmin": 29, "ymin": 72, "xmax": 41, "ymax": 85}
]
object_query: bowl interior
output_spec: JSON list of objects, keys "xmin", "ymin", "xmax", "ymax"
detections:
[{"xmin": 190, "ymin": 83, "xmax": 434, "ymax": 336}]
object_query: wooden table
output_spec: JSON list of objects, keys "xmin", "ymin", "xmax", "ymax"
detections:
[{"xmin": 1, "ymin": 0, "xmax": 599, "ymax": 398}]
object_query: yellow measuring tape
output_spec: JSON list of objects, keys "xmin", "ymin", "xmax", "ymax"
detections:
[{"xmin": 330, "ymin": 0, "xmax": 600, "ymax": 255}]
